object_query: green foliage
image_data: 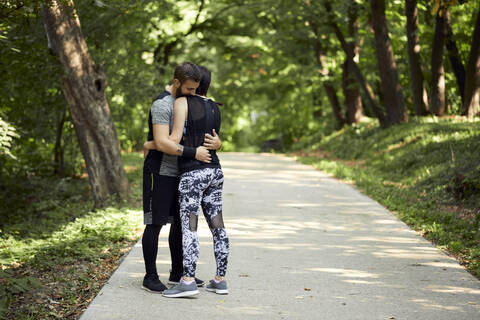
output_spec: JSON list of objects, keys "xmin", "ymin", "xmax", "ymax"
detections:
[
  {"xmin": 0, "ymin": 116, "xmax": 19, "ymax": 160},
  {"xmin": 294, "ymin": 117, "xmax": 480, "ymax": 276},
  {"xmin": 2, "ymin": 0, "xmax": 479, "ymax": 179},
  {"xmin": 0, "ymin": 152, "xmax": 143, "ymax": 318}
]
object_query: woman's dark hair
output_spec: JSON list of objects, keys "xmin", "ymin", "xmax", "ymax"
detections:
[
  {"xmin": 195, "ymin": 66, "xmax": 211, "ymax": 96},
  {"xmin": 173, "ymin": 62, "xmax": 202, "ymax": 84}
]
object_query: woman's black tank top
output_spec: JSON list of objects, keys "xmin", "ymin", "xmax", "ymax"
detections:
[{"xmin": 178, "ymin": 95, "xmax": 221, "ymax": 174}]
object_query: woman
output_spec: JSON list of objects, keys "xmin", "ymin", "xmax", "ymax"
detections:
[{"xmin": 163, "ymin": 66, "xmax": 229, "ymax": 298}]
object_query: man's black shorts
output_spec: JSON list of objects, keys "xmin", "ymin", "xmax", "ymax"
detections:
[{"xmin": 143, "ymin": 170, "xmax": 179, "ymax": 226}]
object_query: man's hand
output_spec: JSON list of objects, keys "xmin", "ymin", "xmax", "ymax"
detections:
[
  {"xmin": 195, "ymin": 146, "xmax": 212, "ymax": 163},
  {"xmin": 204, "ymin": 129, "xmax": 221, "ymax": 150}
]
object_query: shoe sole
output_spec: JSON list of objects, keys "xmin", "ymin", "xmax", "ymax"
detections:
[
  {"xmin": 163, "ymin": 290, "xmax": 199, "ymax": 298},
  {"xmin": 206, "ymin": 288, "xmax": 228, "ymax": 295},
  {"xmin": 141, "ymin": 285, "xmax": 164, "ymax": 294},
  {"xmin": 168, "ymin": 281, "xmax": 205, "ymax": 287}
]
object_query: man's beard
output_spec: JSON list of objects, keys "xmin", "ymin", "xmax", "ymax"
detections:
[
  {"xmin": 175, "ymin": 86, "xmax": 184, "ymax": 98},
  {"xmin": 175, "ymin": 85, "xmax": 195, "ymax": 98}
]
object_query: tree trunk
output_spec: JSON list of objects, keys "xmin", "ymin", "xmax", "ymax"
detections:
[
  {"xmin": 312, "ymin": 32, "xmax": 346, "ymax": 129},
  {"xmin": 445, "ymin": 9, "xmax": 466, "ymax": 104},
  {"xmin": 344, "ymin": 1, "xmax": 363, "ymax": 124},
  {"xmin": 54, "ymin": 103, "xmax": 67, "ymax": 176},
  {"xmin": 371, "ymin": 0, "xmax": 408, "ymax": 125},
  {"xmin": 405, "ymin": 0, "xmax": 429, "ymax": 115},
  {"xmin": 430, "ymin": 10, "xmax": 448, "ymax": 116},
  {"xmin": 324, "ymin": 83, "xmax": 346, "ymax": 130},
  {"xmin": 462, "ymin": 9, "xmax": 480, "ymax": 117},
  {"xmin": 342, "ymin": 60, "xmax": 363, "ymax": 124},
  {"xmin": 42, "ymin": 0, "xmax": 129, "ymax": 207},
  {"xmin": 323, "ymin": 0, "xmax": 386, "ymax": 126}
]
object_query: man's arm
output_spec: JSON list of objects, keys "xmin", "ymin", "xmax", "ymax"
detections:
[{"xmin": 144, "ymin": 124, "xmax": 211, "ymax": 162}]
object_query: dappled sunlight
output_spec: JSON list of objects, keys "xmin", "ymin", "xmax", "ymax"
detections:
[
  {"xmin": 213, "ymin": 305, "xmax": 271, "ymax": 316},
  {"xmin": 315, "ymin": 201, "xmax": 378, "ymax": 207},
  {"xmin": 126, "ymin": 209, "xmax": 142, "ymax": 215},
  {"xmin": 420, "ymin": 261, "xmax": 464, "ymax": 269},
  {"xmin": 427, "ymin": 285, "xmax": 480, "ymax": 295},
  {"xmin": 372, "ymin": 219, "xmax": 400, "ymax": 225},
  {"xmin": 348, "ymin": 236, "xmax": 421, "ymax": 244},
  {"xmin": 232, "ymin": 241, "xmax": 322, "ymax": 252},
  {"xmin": 409, "ymin": 299, "xmax": 462, "ymax": 311},
  {"xmin": 279, "ymin": 203, "xmax": 326, "ymax": 208},
  {"xmin": 371, "ymin": 248, "xmax": 442, "ymax": 260},
  {"xmin": 343, "ymin": 279, "xmax": 385, "ymax": 285},
  {"xmin": 308, "ymin": 267, "xmax": 381, "ymax": 279}
]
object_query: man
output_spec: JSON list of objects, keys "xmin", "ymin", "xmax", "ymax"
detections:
[
  {"xmin": 141, "ymin": 62, "xmax": 221, "ymax": 293},
  {"xmin": 162, "ymin": 66, "xmax": 229, "ymax": 298}
]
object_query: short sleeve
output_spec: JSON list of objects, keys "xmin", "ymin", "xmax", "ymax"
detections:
[{"xmin": 151, "ymin": 97, "xmax": 172, "ymax": 125}]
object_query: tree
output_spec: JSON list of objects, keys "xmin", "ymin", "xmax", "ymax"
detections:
[
  {"xmin": 430, "ymin": 8, "xmax": 448, "ymax": 116},
  {"xmin": 343, "ymin": 0, "xmax": 363, "ymax": 124},
  {"xmin": 370, "ymin": 0, "xmax": 408, "ymax": 125},
  {"xmin": 445, "ymin": 9, "xmax": 466, "ymax": 104},
  {"xmin": 323, "ymin": 0, "xmax": 386, "ymax": 126},
  {"xmin": 310, "ymin": 21, "xmax": 346, "ymax": 129},
  {"xmin": 405, "ymin": 0, "xmax": 429, "ymax": 115},
  {"xmin": 42, "ymin": 0, "xmax": 128, "ymax": 207},
  {"xmin": 462, "ymin": 9, "xmax": 480, "ymax": 117}
]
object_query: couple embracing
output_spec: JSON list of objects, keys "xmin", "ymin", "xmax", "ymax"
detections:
[{"xmin": 142, "ymin": 62, "xmax": 229, "ymax": 298}]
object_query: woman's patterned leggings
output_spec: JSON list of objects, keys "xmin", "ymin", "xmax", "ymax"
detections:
[{"xmin": 178, "ymin": 167, "xmax": 229, "ymax": 277}]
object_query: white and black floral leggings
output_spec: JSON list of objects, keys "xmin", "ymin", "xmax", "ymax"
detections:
[{"xmin": 178, "ymin": 167, "xmax": 229, "ymax": 278}]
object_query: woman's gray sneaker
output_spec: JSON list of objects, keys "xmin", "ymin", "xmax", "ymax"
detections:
[
  {"xmin": 206, "ymin": 279, "xmax": 228, "ymax": 295},
  {"xmin": 162, "ymin": 281, "xmax": 199, "ymax": 298}
]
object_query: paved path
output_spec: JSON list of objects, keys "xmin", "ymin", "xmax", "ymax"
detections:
[{"xmin": 80, "ymin": 153, "xmax": 480, "ymax": 320}]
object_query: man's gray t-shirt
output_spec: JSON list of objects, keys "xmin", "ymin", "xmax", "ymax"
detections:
[{"xmin": 151, "ymin": 94, "xmax": 178, "ymax": 177}]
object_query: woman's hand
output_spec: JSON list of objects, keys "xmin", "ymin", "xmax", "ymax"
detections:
[{"xmin": 204, "ymin": 129, "xmax": 221, "ymax": 150}]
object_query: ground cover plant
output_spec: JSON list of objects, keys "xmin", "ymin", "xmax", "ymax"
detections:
[
  {"xmin": 0, "ymin": 153, "xmax": 144, "ymax": 320},
  {"xmin": 294, "ymin": 117, "xmax": 480, "ymax": 277}
]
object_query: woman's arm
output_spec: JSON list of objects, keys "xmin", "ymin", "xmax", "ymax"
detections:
[{"xmin": 169, "ymin": 97, "xmax": 188, "ymax": 144}]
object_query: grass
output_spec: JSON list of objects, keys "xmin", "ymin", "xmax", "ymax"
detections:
[
  {"xmin": 292, "ymin": 116, "xmax": 480, "ymax": 277},
  {"xmin": 0, "ymin": 152, "xmax": 145, "ymax": 319}
]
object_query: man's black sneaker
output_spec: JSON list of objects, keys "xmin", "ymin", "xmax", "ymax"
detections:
[
  {"xmin": 168, "ymin": 274, "xmax": 205, "ymax": 287},
  {"xmin": 142, "ymin": 274, "xmax": 167, "ymax": 293}
]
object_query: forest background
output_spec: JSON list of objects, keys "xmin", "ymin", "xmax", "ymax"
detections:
[{"xmin": 0, "ymin": 0, "xmax": 479, "ymax": 318}]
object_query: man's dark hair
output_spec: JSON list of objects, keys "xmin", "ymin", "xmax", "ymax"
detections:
[
  {"xmin": 173, "ymin": 62, "xmax": 202, "ymax": 84},
  {"xmin": 196, "ymin": 66, "xmax": 211, "ymax": 96}
]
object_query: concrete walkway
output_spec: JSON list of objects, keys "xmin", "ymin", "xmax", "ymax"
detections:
[{"xmin": 80, "ymin": 153, "xmax": 480, "ymax": 320}]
